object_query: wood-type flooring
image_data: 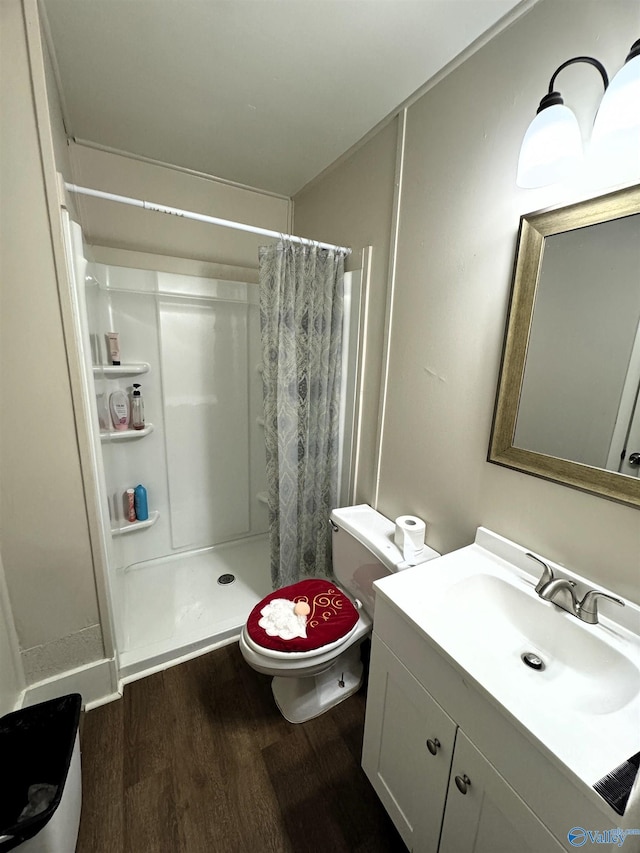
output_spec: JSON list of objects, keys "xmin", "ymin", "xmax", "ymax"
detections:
[{"xmin": 76, "ymin": 642, "xmax": 405, "ymax": 852}]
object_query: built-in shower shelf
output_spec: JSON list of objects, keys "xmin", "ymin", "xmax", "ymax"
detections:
[
  {"xmin": 100, "ymin": 424, "xmax": 154, "ymax": 442},
  {"xmin": 256, "ymin": 491, "xmax": 268, "ymax": 505},
  {"xmin": 93, "ymin": 362, "xmax": 150, "ymax": 378},
  {"xmin": 112, "ymin": 510, "xmax": 159, "ymax": 536}
]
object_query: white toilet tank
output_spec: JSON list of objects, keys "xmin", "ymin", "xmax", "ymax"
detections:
[{"xmin": 330, "ymin": 504, "xmax": 432, "ymax": 616}]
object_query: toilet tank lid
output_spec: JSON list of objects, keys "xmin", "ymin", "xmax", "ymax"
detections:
[{"xmin": 330, "ymin": 504, "xmax": 404, "ymax": 572}]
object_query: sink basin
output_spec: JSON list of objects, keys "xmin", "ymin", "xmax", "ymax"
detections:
[
  {"xmin": 373, "ymin": 527, "xmax": 640, "ymax": 787},
  {"xmin": 443, "ymin": 573, "xmax": 640, "ymax": 715}
]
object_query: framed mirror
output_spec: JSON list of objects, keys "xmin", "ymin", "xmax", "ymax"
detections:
[{"xmin": 489, "ymin": 184, "xmax": 640, "ymax": 508}]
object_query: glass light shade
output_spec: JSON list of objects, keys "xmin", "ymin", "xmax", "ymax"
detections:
[
  {"xmin": 591, "ymin": 53, "xmax": 640, "ymax": 170},
  {"xmin": 517, "ymin": 104, "xmax": 583, "ymax": 188}
]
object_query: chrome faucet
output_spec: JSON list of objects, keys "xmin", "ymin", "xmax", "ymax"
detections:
[
  {"xmin": 538, "ymin": 577, "xmax": 579, "ymax": 615},
  {"xmin": 527, "ymin": 553, "xmax": 625, "ymax": 625}
]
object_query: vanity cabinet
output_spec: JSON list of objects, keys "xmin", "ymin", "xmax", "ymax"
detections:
[
  {"xmin": 362, "ymin": 636, "xmax": 456, "ymax": 852},
  {"xmin": 439, "ymin": 729, "xmax": 564, "ymax": 853},
  {"xmin": 363, "ymin": 529, "xmax": 640, "ymax": 853},
  {"xmin": 363, "ymin": 633, "xmax": 565, "ymax": 853}
]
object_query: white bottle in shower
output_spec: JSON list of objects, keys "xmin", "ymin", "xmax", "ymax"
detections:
[{"xmin": 109, "ymin": 389, "xmax": 130, "ymax": 431}]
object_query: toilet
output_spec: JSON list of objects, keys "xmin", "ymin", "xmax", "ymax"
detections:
[{"xmin": 239, "ymin": 504, "xmax": 439, "ymax": 723}]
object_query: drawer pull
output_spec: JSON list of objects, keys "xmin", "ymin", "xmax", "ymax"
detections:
[
  {"xmin": 426, "ymin": 738, "xmax": 441, "ymax": 755},
  {"xmin": 455, "ymin": 774, "xmax": 471, "ymax": 795}
]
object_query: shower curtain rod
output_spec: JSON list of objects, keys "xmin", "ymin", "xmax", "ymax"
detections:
[{"xmin": 64, "ymin": 183, "xmax": 351, "ymax": 255}]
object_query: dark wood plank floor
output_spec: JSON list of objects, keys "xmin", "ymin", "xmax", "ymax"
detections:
[{"xmin": 76, "ymin": 642, "xmax": 406, "ymax": 852}]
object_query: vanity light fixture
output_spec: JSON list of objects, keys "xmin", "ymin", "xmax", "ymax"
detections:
[
  {"xmin": 516, "ymin": 56, "xmax": 608, "ymax": 188},
  {"xmin": 517, "ymin": 40, "xmax": 640, "ymax": 189},
  {"xmin": 591, "ymin": 40, "xmax": 640, "ymax": 162}
]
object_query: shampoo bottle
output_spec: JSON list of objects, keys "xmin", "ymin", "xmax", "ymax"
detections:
[
  {"xmin": 109, "ymin": 389, "xmax": 130, "ymax": 431},
  {"xmin": 131, "ymin": 384, "xmax": 145, "ymax": 430},
  {"xmin": 134, "ymin": 484, "xmax": 148, "ymax": 521}
]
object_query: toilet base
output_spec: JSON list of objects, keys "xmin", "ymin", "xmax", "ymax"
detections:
[{"xmin": 271, "ymin": 643, "xmax": 364, "ymax": 723}]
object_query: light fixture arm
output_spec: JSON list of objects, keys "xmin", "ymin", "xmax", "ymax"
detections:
[
  {"xmin": 625, "ymin": 39, "xmax": 640, "ymax": 63},
  {"xmin": 537, "ymin": 56, "xmax": 609, "ymax": 112}
]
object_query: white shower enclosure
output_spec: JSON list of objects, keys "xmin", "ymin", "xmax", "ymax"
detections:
[{"xmin": 63, "ymin": 214, "xmax": 365, "ymax": 685}]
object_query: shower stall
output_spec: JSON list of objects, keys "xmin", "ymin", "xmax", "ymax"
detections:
[{"xmin": 63, "ymin": 213, "xmax": 365, "ymax": 685}]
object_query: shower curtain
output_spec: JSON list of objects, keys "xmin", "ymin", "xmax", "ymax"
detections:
[{"xmin": 259, "ymin": 241, "xmax": 345, "ymax": 588}]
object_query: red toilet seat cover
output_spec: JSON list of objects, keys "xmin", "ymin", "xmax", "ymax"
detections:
[{"xmin": 246, "ymin": 578, "xmax": 359, "ymax": 653}]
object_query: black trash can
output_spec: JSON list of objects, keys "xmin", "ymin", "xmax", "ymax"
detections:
[{"xmin": 0, "ymin": 694, "xmax": 82, "ymax": 853}]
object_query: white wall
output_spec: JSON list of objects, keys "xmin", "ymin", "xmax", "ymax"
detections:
[
  {"xmin": 295, "ymin": 0, "xmax": 640, "ymax": 602},
  {"xmin": 0, "ymin": 0, "xmax": 104, "ymax": 684},
  {"xmin": 85, "ymin": 262, "xmax": 267, "ymax": 567}
]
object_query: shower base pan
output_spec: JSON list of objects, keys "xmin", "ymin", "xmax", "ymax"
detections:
[{"xmin": 117, "ymin": 534, "xmax": 271, "ymax": 682}]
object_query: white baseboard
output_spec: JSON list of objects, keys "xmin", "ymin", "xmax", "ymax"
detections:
[{"xmin": 22, "ymin": 657, "xmax": 121, "ymax": 709}]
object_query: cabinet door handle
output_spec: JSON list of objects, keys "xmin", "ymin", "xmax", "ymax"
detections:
[
  {"xmin": 426, "ymin": 738, "xmax": 441, "ymax": 755},
  {"xmin": 455, "ymin": 774, "xmax": 471, "ymax": 795}
]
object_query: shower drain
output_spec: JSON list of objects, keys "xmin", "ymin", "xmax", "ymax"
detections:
[{"xmin": 217, "ymin": 573, "xmax": 236, "ymax": 585}]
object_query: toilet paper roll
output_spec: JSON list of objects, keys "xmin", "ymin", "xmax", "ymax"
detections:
[{"xmin": 394, "ymin": 515, "xmax": 426, "ymax": 564}]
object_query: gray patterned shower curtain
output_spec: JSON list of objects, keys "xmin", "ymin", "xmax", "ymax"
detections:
[{"xmin": 259, "ymin": 241, "xmax": 345, "ymax": 588}]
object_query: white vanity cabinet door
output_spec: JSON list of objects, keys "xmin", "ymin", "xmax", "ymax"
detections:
[
  {"xmin": 362, "ymin": 635, "xmax": 456, "ymax": 852},
  {"xmin": 439, "ymin": 730, "xmax": 565, "ymax": 853}
]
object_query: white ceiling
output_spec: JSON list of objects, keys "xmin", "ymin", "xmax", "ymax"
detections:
[{"xmin": 41, "ymin": 0, "xmax": 530, "ymax": 197}]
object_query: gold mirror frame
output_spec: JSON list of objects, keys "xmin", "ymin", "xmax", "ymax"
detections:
[{"xmin": 489, "ymin": 183, "xmax": 640, "ymax": 508}]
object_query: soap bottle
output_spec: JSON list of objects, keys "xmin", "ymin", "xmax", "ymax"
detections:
[
  {"xmin": 109, "ymin": 389, "xmax": 130, "ymax": 431},
  {"xmin": 131, "ymin": 383, "xmax": 145, "ymax": 430}
]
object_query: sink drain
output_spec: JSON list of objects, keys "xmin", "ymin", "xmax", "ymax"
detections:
[
  {"xmin": 521, "ymin": 652, "xmax": 545, "ymax": 671},
  {"xmin": 217, "ymin": 573, "xmax": 236, "ymax": 585}
]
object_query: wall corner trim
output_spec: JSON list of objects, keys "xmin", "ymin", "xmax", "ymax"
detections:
[{"xmin": 372, "ymin": 108, "xmax": 407, "ymax": 508}]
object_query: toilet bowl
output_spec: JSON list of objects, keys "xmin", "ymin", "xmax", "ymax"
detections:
[{"xmin": 239, "ymin": 504, "xmax": 439, "ymax": 723}]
